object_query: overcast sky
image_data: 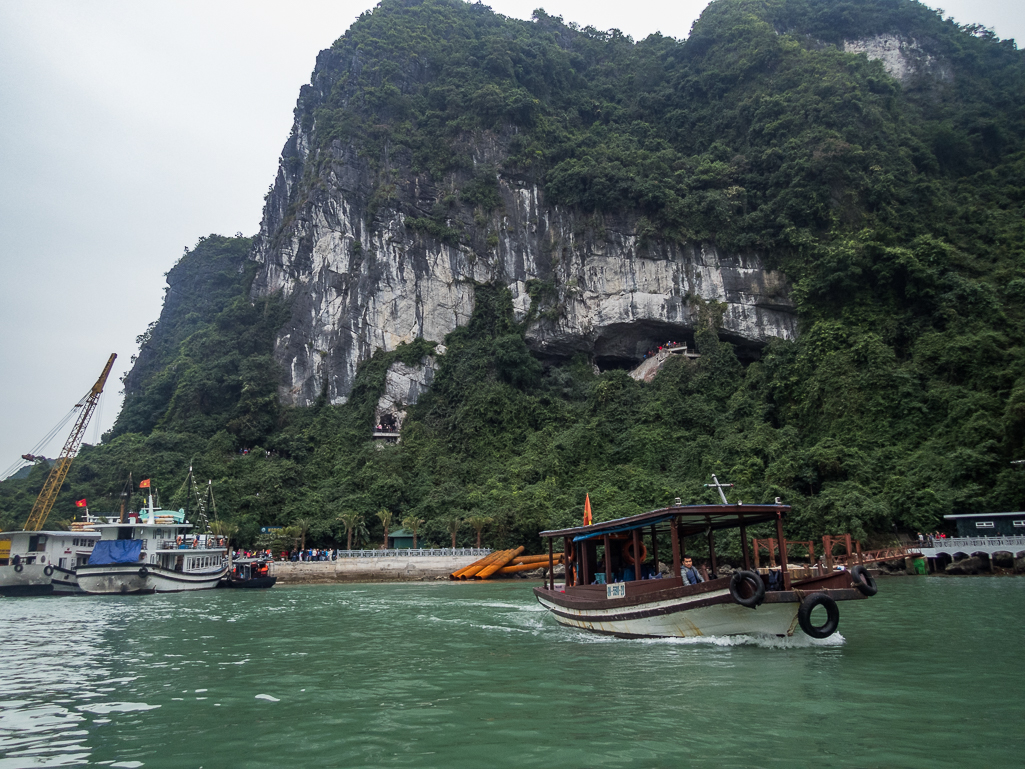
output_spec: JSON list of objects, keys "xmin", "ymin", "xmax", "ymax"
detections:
[{"xmin": 1, "ymin": 0, "xmax": 1022, "ymax": 480}]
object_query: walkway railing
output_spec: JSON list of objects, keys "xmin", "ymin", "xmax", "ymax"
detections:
[
  {"xmin": 328, "ymin": 548, "xmax": 491, "ymax": 559},
  {"xmin": 919, "ymin": 536, "xmax": 1025, "ymax": 551}
]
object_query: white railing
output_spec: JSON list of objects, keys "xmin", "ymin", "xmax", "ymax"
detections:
[
  {"xmin": 920, "ymin": 536, "xmax": 1025, "ymax": 551},
  {"xmin": 301, "ymin": 548, "xmax": 491, "ymax": 560}
]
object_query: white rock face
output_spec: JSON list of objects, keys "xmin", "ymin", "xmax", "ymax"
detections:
[
  {"xmin": 376, "ymin": 357, "xmax": 438, "ymax": 428},
  {"xmin": 843, "ymin": 34, "xmax": 952, "ymax": 83},
  {"xmin": 250, "ymin": 115, "xmax": 797, "ymax": 408}
]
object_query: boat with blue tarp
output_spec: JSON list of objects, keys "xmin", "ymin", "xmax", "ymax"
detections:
[{"xmin": 76, "ymin": 490, "xmax": 227, "ymax": 595}]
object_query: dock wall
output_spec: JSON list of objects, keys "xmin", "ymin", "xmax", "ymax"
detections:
[{"xmin": 269, "ymin": 556, "xmax": 484, "ymax": 584}]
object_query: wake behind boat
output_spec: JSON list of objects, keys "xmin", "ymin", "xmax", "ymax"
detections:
[
  {"xmin": 76, "ymin": 493, "xmax": 228, "ymax": 595},
  {"xmin": 533, "ymin": 499, "xmax": 876, "ymax": 639}
]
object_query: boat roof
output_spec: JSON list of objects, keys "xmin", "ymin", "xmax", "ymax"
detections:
[{"xmin": 540, "ymin": 503, "xmax": 788, "ymax": 540}]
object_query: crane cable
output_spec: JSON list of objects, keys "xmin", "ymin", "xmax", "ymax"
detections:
[{"xmin": 0, "ymin": 396, "xmax": 88, "ymax": 481}]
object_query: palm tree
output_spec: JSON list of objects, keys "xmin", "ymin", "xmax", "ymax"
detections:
[
  {"xmin": 293, "ymin": 517, "xmax": 312, "ymax": 551},
  {"xmin": 376, "ymin": 509, "xmax": 393, "ymax": 549},
  {"xmin": 445, "ymin": 517, "xmax": 462, "ymax": 548},
  {"xmin": 337, "ymin": 510, "xmax": 363, "ymax": 551},
  {"xmin": 209, "ymin": 520, "xmax": 238, "ymax": 552},
  {"xmin": 466, "ymin": 515, "xmax": 491, "ymax": 548},
  {"xmin": 402, "ymin": 516, "xmax": 426, "ymax": 549}
]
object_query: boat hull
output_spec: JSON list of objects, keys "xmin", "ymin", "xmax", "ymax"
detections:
[
  {"xmin": 76, "ymin": 563, "xmax": 227, "ymax": 594},
  {"xmin": 222, "ymin": 576, "xmax": 277, "ymax": 589},
  {"xmin": 534, "ymin": 574, "xmax": 865, "ymax": 639},
  {"xmin": 0, "ymin": 563, "xmax": 93, "ymax": 596},
  {"xmin": 0, "ymin": 563, "xmax": 56, "ymax": 597}
]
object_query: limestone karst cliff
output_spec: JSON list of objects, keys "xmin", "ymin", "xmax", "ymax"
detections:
[{"xmin": 248, "ymin": 0, "xmax": 802, "ymax": 408}]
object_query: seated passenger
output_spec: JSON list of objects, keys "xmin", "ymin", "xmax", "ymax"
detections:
[{"xmin": 682, "ymin": 557, "xmax": 705, "ymax": 585}]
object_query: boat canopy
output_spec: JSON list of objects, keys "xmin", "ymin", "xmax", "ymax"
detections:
[{"xmin": 540, "ymin": 504, "xmax": 788, "ymax": 540}]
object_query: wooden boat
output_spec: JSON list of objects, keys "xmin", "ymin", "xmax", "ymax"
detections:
[
  {"xmin": 222, "ymin": 558, "xmax": 276, "ymax": 588},
  {"xmin": 533, "ymin": 502, "xmax": 877, "ymax": 639}
]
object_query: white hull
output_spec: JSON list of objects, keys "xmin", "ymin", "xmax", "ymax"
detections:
[
  {"xmin": 536, "ymin": 588, "xmax": 802, "ymax": 638},
  {"xmin": 0, "ymin": 564, "xmax": 87, "ymax": 596},
  {"xmin": 76, "ymin": 563, "xmax": 228, "ymax": 594}
]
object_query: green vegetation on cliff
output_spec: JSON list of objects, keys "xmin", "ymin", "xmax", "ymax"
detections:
[{"xmin": 2, "ymin": 0, "xmax": 1024, "ymax": 555}]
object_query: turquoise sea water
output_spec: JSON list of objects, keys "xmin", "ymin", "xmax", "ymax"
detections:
[{"xmin": 1, "ymin": 577, "xmax": 1023, "ymax": 768}]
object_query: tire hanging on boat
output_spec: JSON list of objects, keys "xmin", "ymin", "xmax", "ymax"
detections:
[
  {"xmin": 43, "ymin": 564, "xmax": 54, "ymax": 576},
  {"xmin": 850, "ymin": 564, "xmax": 878, "ymax": 597},
  {"xmin": 729, "ymin": 570, "xmax": 766, "ymax": 608},
  {"xmin": 798, "ymin": 593, "xmax": 840, "ymax": 639},
  {"xmin": 138, "ymin": 566, "xmax": 149, "ymax": 578}
]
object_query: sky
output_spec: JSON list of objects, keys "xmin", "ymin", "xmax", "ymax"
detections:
[{"xmin": 1, "ymin": 0, "xmax": 1022, "ymax": 480}]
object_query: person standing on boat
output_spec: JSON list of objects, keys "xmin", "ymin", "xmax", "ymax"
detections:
[{"xmin": 682, "ymin": 557, "xmax": 705, "ymax": 585}]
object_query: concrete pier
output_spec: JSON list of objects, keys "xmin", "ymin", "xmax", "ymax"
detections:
[{"xmin": 269, "ymin": 555, "xmax": 486, "ymax": 584}]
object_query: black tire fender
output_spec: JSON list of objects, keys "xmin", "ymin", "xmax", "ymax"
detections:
[
  {"xmin": 138, "ymin": 566, "xmax": 149, "ymax": 578},
  {"xmin": 851, "ymin": 564, "xmax": 878, "ymax": 597},
  {"xmin": 14, "ymin": 562, "xmax": 23, "ymax": 573},
  {"xmin": 798, "ymin": 593, "xmax": 840, "ymax": 639},
  {"xmin": 729, "ymin": 570, "xmax": 766, "ymax": 608},
  {"xmin": 43, "ymin": 564, "xmax": 54, "ymax": 576}
]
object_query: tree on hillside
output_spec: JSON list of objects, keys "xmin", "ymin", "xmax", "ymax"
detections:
[
  {"xmin": 376, "ymin": 508, "xmax": 393, "ymax": 548},
  {"xmin": 402, "ymin": 516, "xmax": 426, "ymax": 549},
  {"xmin": 293, "ymin": 517, "xmax": 311, "ymax": 551},
  {"xmin": 445, "ymin": 517, "xmax": 462, "ymax": 548},
  {"xmin": 466, "ymin": 515, "xmax": 491, "ymax": 548},
  {"xmin": 209, "ymin": 520, "xmax": 238, "ymax": 553},
  {"xmin": 337, "ymin": 510, "xmax": 363, "ymax": 551}
]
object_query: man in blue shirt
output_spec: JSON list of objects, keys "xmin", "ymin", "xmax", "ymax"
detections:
[{"xmin": 682, "ymin": 557, "xmax": 705, "ymax": 585}]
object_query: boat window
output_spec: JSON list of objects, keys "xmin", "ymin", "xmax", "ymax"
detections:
[
  {"xmin": 1013, "ymin": 521, "xmax": 1025, "ymax": 527},
  {"xmin": 975, "ymin": 521, "xmax": 994, "ymax": 528}
]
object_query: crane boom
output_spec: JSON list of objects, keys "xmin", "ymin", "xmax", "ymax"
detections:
[{"xmin": 23, "ymin": 353, "xmax": 117, "ymax": 531}]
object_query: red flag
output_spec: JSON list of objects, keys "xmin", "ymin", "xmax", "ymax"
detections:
[
  {"xmin": 139, "ymin": 479, "xmax": 151, "ymax": 489},
  {"xmin": 583, "ymin": 493, "xmax": 593, "ymax": 526},
  {"xmin": 75, "ymin": 499, "xmax": 87, "ymax": 508}
]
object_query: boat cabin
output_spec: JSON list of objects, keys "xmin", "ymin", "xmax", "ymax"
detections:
[
  {"xmin": 89, "ymin": 508, "xmax": 227, "ymax": 574},
  {"xmin": 539, "ymin": 503, "xmax": 796, "ymax": 594},
  {"xmin": 0, "ymin": 529, "xmax": 100, "ymax": 570}
]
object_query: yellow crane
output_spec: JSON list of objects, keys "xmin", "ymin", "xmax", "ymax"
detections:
[{"xmin": 22, "ymin": 353, "xmax": 117, "ymax": 531}]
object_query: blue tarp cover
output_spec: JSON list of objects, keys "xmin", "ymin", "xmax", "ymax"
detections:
[{"xmin": 87, "ymin": 540, "xmax": 143, "ymax": 565}]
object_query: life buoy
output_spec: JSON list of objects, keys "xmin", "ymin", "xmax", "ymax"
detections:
[
  {"xmin": 850, "ymin": 565, "xmax": 878, "ymax": 597},
  {"xmin": 43, "ymin": 564, "xmax": 54, "ymax": 577},
  {"xmin": 798, "ymin": 593, "xmax": 840, "ymax": 639},
  {"xmin": 138, "ymin": 566, "xmax": 149, "ymax": 578},
  {"xmin": 729, "ymin": 570, "xmax": 766, "ymax": 608},
  {"xmin": 621, "ymin": 540, "xmax": 647, "ymax": 566}
]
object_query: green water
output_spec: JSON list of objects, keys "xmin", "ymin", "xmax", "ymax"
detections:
[{"xmin": 1, "ymin": 577, "xmax": 1023, "ymax": 768}]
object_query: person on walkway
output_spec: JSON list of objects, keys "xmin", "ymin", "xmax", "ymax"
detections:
[{"xmin": 682, "ymin": 557, "xmax": 705, "ymax": 585}]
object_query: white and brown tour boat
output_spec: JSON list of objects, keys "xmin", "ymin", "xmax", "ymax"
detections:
[{"xmin": 533, "ymin": 500, "xmax": 877, "ymax": 639}]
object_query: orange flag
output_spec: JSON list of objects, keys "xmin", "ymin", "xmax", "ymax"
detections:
[
  {"xmin": 139, "ymin": 479, "xmax": 151, "ymax": 488},
  {"xmin": 583, "ymin": 493, "xmax": 593, "ymax": 526},
  {"xmin": 75, "ymin": 499, "xmax": 87, "ymax": 508}
]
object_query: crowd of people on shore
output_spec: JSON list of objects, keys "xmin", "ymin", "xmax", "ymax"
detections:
[{"xmin": 284, "ymin": 548, "xmax": 339, "ymax": 561}]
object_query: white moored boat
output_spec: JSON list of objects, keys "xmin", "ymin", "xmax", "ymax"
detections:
[
  {"xmin": 76, "ymin": 496, "xmax": 228, "ymax": 595},
  {"xmin": 0, "ymin": 529, "xmax": 100, "ymax": 596}
]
